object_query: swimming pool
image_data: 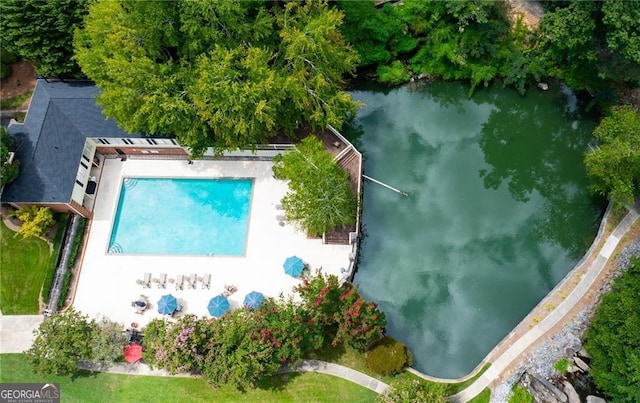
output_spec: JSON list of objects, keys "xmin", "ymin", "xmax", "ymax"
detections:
[{"xmin": 108, "ymin": 178, "xmax": 253, "ymax": 255}]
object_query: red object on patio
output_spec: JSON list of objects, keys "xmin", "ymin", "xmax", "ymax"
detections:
[{"xmin": 124, "ymin": 343, "xmax": 143, "ymax": 363}]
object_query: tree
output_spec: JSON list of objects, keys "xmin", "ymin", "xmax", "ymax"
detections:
[
  {"xmin": 337, "ymin": 0, "xmax": 417, "ymax": 68},
  {"xmin": 272, "ymin": 136, "xmax": 357, "ymax": 236},
  {"xmin": 26, "ymin": 309, "xmax": 97, "ymax": 376},
  {"xmin": 74, "ymin": 0, "xmax": 359, "ymax": 157},
  {"xmin": 583, "ymin": 258, "xmax": 640, "ymax": 402},
  {"xmin": 11, "ymin": 206, "xmax": 55, "ymax": 239},
  {"xmin": 1, "ymin": 127, "xmax": 20, "ymax": 187},
  {"xmin": 377, "ymin": 379, "xmax": 448, "ymax": 403},
  {"xmin": 584, "ymin": 105, "xmax": 640, "ymax": 206},
  {"xmin": 90, "ymin": 317, "xmax": 127, "ymax": 367},
  {"xmin": 0, "ymin": 0, "xmax": 88, "ymax": 77},
  {"xmin": 536, "ymin": 1, "xmax": 640, "ymax": 91}
]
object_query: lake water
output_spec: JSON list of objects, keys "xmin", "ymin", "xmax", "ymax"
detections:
[{"xmin": 348, "ymin": 81, "xmax": 604, "ymax": 378}]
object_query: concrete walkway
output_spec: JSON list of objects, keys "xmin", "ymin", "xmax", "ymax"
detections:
[
  {"xmin": 280, "ymin": 359, "xmax": 390, "ymax": 394},
  {"xmin": 0, "ymin": 315, "xmax": 43, "ymax": 353},
  {"xmin": 451, "ymin": 200, "xmax": 640, "ymax": 402}
]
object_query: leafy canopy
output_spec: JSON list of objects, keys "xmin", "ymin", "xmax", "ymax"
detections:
[
  {"xmin": 583, "ymin": 258, "xmax": 640, "ymax": 402},
  {"xmin": 26, "ymin": 309, "xmax": 98, "ymax": 376},
  {"xmin": 11, "ymin": 207, "xmax": 55, "ymax": 240},
  {"xmin": 0, "ymin": 0, "xmax": 88, "ymax": 77},
  {"xmin": 74, "ymin": 0, "xmax": 359, "ymax": 157},
  {"xmin": 584, "ymin": 105, "xmax": 640, "ymax": 206},
  {"xmin": 272, "ymin": 136, "xmax": 357, "ymax": 236}
]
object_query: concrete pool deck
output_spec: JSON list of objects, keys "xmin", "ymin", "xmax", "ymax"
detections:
[{"xmin": 73, "ymin": 158, "xmax": 351, "ymax": 327}]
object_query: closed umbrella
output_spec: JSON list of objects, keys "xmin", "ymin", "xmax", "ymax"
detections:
[
  {"xmin": 283, "ymin": 255, "xmax": 304, "ymax": 277},
  {"xmin": 243, "ymin": 291, "xmax": 264, "ymax": 309},
  {"xmin": 207, "ymin": 295, "xmax": 230, "ymax": 318},
  {"xmin": 124, "ymin": 343, "xmax": 143, "ymax": 363},
  {"xmin": 157, "ymin": 294, "xmax": 178, "ymax": 315}
]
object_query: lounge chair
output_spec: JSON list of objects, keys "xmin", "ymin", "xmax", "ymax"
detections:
[
  {"xmin": 202, "ymin": 273, "xmax": 211, "ymax": 290},
  {"xmin": 175, "ymin": 274, "xmax": 184, "ymax": 290},
  {"xmin": 142, "ymin": 273, "xmax": 152, "ymax": 288},
  {"xmin": 158, "ymin": 273, "xmax": 167, "ymax": 289},
  {"xmin": 188, "ymin": 273, "xmax": 197, "ymax": 289}
]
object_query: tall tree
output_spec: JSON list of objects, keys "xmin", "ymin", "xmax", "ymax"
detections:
[
  {"xmin": 272, "ymin": 136, "xmax": 357, "ymax": 236},
  {"xmin": 26, "ymin": 309, "xmax": 97, "ymax": 376},
  {"xmin": 74, "ymin": 0, "xmax": 358, "ymax": 157},
  {"xmin": 0, "ymin": 0, "xmax": 88, "ymax": 77},
  {"xmin": 583, "ymin": 258, "xmax": 640, "ymax": 402},
  {"xmin": 584, "ymin": 105, "xmax": 640, "ymax": 206}
]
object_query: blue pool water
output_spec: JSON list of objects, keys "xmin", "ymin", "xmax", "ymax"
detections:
[{"xmin": 108, "ymin": 178, "xmax": 253, "ymax": 255}]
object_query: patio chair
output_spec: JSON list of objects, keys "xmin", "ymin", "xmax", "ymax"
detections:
[
  {"xmin": 202, "ymin": 273, "xmax": 211, "ymax": 290},
  {"xmin": 158, "ymin": 273, "xmax": 167, "ymax": 289},
  {"xmin": 143, "ymin": 273, "xmax": 152, "ymax": 288},
  {"xmin": 175, "ymin": 274, "xmax": 184, "ymax": 290}
]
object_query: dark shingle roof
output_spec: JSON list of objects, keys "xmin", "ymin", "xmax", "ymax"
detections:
[{"xmin": 1, "ymin": 80, "xmax": 131, "ymax": 204}]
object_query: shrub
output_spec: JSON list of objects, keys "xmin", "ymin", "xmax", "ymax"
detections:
[
  {"xmin": 67, "ymin": 218, "xmax": 86, "ymax": 268},
  {"xmin": 57, "ymin": 270, "xmax": 72, "ymax": 308},
  {"xmin": 335, "ymin": 284, "xmax": 386, "ymax": 351},
  {"xmin": 11, "ymin": 206, "xmax": 55, "ymax": 239},
  {"xmin": 377, "ymin": 61, "xmax": 411, "ymax": 86},
  {"xmin": 509, "ymin": 385, "xmax": 534, "ymax": 403},
  {"xmin": 553, "ymin": 357, "xmax": 569, "ymax": 373},
  {"xmin": 365, "ymin": 336, "xmax": 412, "ymax": 376},
  {"xmin": 141, "ymin": 319, "xmax": 169, "ymax": 368}
]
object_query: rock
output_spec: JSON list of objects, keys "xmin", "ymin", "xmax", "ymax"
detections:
[
  {"xmin": 417, "ymin": 73, "xmax": 428, "ymax": 80},
  {"xmin": 562, "ymin": 381, "xmax": 581, "ymax": 403},
  {"xmin": 566, "ymin": 364, "xmax": 580, "ymax": 373},
  {"xmin": 574, "ymin": 356, "xmax": 591, "ymax": 372},
  {"xmin": 537, "ymin": 82, "xmax": 549, "ymax": 90},
  {"xmin": 524, "ymin": 372, "xmax": 568, "ymax": 403},
  {"xmin": 586, "ymin": 396, "xmax": 607, "ymax": 403},
  {"xmin": 578, "ymin": 348, "xmax": 590, "ymax": 359}
]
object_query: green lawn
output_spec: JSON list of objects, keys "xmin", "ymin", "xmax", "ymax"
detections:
[
  {"xmin": 0, "ymin": 220, "xmax": 60, "ymax": 314},
  {"xmin": 468, "ymin": 387, "xmax": 491, "ymax": 403},
  {"xmin": 0, "ymin": 354, "xmax": 377, "ymax": 402}
]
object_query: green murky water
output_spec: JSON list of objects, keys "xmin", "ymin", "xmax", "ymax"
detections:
[{"xmin": 348, "ymin": 82, "xmax": 604, "ymax": 379}]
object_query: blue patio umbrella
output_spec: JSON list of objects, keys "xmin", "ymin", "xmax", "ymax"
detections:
[
  {"xmin": 283, "ymin": 255, "xmax": 304, "ymax": 277},
  {"xmin": 243, "ymin": 291, "xmax": 264, "ymax": 309},
  {"xmin": 157, "ymin": 294, "xmax": 178, "ymax": 315},
  {"xmin": 207, "ymin": 295, "xmax": 230, "ymax": 318}
]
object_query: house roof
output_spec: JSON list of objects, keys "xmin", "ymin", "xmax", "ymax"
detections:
[{"xmin": 2, "ymin": 80, "xmax": 134, "ymax": 204}]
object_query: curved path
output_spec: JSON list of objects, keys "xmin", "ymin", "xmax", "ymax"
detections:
[{"xmin": 450, "ymin": 200, "xmax": 640, "ymax": 402}]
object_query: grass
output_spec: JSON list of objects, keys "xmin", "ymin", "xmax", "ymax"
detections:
[
  {"xmin": 0, "ymin": 220, "xmax": 59, "ymax": 314},
  {"xmin": 0, "ymin": 90, "xmax": 32, "ymax": 109},
  {"xmin": 0, "ymin": 354, "xmax": 376, "ymax": 402},
  {"xmin": 310, "ymin": 342, "xmax": 491, "ymax": 395},
  {"xmin": 467, "ymin": 387, "xmax": 491, "ymax": 403}
]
